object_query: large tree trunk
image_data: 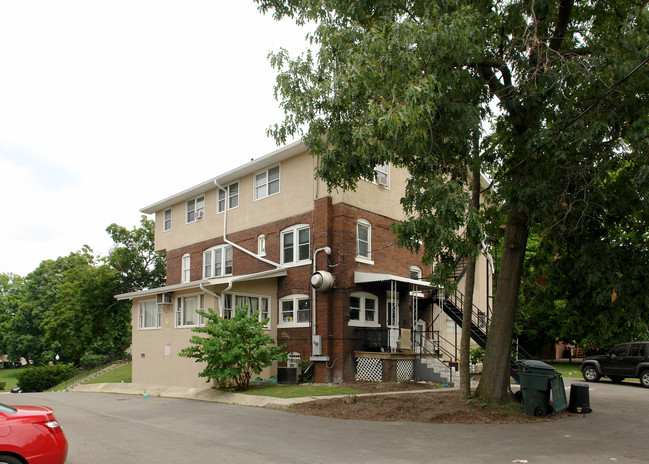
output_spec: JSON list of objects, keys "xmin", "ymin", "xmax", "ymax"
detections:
[
  {"xmin": 459, "ymin": 140, "xmax": 481, "ymax": 399},
  {"xmin": 475, "ymin": 207, "xmax": 529, "ymax": 403}
]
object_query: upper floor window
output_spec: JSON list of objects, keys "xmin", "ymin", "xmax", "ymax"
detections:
[
  {"xmin": 138, "ymin": 300, "xmax": 161, "ymax": 330},
  {"xmin": 218, "ymin": 182, "xmax": 239, "ymax": 213},
  {"xmin": 222, "ymin": 293, "xmax": 270, "ymax": 328},
  {"xmin": 182, "ymin": 253, "xmax": 191, "ymax": 283},
  {"xmin": 176, "ymin": 293, "xmax": 204, "ymax": 328},
  {"xmin": 278, "ymin": 294, "xmax": 310, "ymax": 327},
  {"xmin": 258, "ymin": 234, "xmax": 266, "ymax": 256},
  {"xmin": 163, "ymin": 208, "xmax": 172, "ymax": 232},
  {"xmin": 410, "ymin": 266, "xmax": 422, "ymax": 280},
  {"xmin": 349, "ymin": 292, "xmax": 379, "ymax": 327},
  {"xmin": 255, "ymin": 165, "xmax": 280, "ymax": 200},
  {"xmin": 356, "ymin": 219, "xmax": 373, "ymax": 264},
  {"xmin": 186, "ymin": 195, "xmax": 205, "ymax": 223},
  {"xmin": 281, "ymin": 225, "xmax": 310, "ymax": 265},
  {"xmin": 373, "ymin": 163, "xmax": 390, "ymax": 187},
  {"xmin": 203, "ymin": 245, "xmax": 233, "ymax": 279}
]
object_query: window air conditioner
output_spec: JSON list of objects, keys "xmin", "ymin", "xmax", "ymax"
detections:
[
  {"xmin": 156, "ymin": 293, "xmax": 172, "ymax": 304},
  {"xmin": 376, "ymin": 173, "xmax": 388, "ymax": 187},
  {"xmin": 195, "ymin": 210, "xmax": 204, "ymax": 219}
]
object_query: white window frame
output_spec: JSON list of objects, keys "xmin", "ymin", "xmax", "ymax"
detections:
[
  {"xmin": 202, "ymin": 245, "xmax": 233, "ymax": 279},
  {"xmin": 348, "ymin": 291, "xmax": 380, "ymax": 327},
  {"xmin": 410, "ymin": 266, "xmax": 422, "ymax": 280},
  {"xmin": 373, "ymin": 163, "xmax": 390, "ymax": 188},
  {"xmin": 222, "ymin": 292, "xmax": 271, "ymax": 329},
  {"xmin": 163, "ymin": 208, "xmax": 172, "ymax": 232},
  {"xmin": 186, "ymin": 194, "xmax": 205, "ymax": 223},
  {"xmin": 281, "ymin": 224, "xmax": 311, "ymax": 266},
  {"xmin": 218, "ymin": 181, "xmax": 239, "ymax": 213},
  {"xmin": 175, "ymin": 293, "xmax": 205, "ymax": 328},
  {"xmin": 254, "ymin": 165, "xmax": 280, "ymax": 200},
  {"xmin": 356, "ymin": 219, "xmax": 373, "ymax": 264},
  {"xmin": 138, "ymin": 300, "xmax": 161, "ymax": 330},
  {"xmin": 258, "ymin": 234, "xmax": 266, "ymax": 257},
  {"xmin": 278, "ymin": 294, "xmax": 310, "ymax": 328},
  {"xmin": 181, "ymin": 253, "xmax": 191, "ymax": 283}
]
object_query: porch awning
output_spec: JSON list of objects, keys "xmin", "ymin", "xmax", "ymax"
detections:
[
  {"xmin": 115, "ymin": 268, "xmax": 288, "ymax": 301},
  {"xmin": 354, "ymin": 271, "xmax": 432, "ymax": 288}
]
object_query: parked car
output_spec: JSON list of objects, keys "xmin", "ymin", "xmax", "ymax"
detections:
[
  {"xmin": 580, "ymin": 341, "xmax": 649, "ymax": 388},
  {"xmin": 0, "ymin": 402, "xmax": 68, "ymax": 464}
]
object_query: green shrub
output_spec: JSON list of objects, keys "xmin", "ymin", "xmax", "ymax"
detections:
[
  {"xmin": 299, "ymin": 359, "xmax": 314, "ymax": 382},
  {"xmin": 470, "ymin": 347, "xmax": 485, "ymax": 364},
  {"xmin": 0, "ymin": 381, "xmax": 5, "ymax": 391},
  {"xmin": 17, "ymin": 364, "xmax": 76, "ymax": 392},
  {"xmin": 80, "ymin": 354, "xmax": 108, "ymax": 369},
  {"xmin": 179, "ymin": 307, "xmax": 286, "ymax": 390}
]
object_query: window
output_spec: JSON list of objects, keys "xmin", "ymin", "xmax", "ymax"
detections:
[
  {"xmin": 176, "ymin": 294, "xmax": 204, "ymax": 328},
  {"xmin": 138, "ymin": 300, "xmax": 161, "ymax": 330},
  {"xmin": 186, "ymin": 195, "xmax": 205, "ymax": 223},
  {"xmin": 258, "ymin": 234, "xmax": 266, "ymax": 256},
  {"xmin": 222, "ymin": 293, "xmax": 271, "ymax": 328},
  {"xmin": 356, "ymin": 219, "xmax": 372, "ymax": 263},
  {"xmin": 279, "ymin": 295, "xmax": 310, "ymax": 327},
  {"xmin": 182, "ymin": 253, "xmax": 191, "ymax": 283},
  {"xmin": 410, "ymin": 266, "xmax": 422, "ymax": 280},
  {"xmin": 348, "ymin": 292, "xmax": 379, "ymax": 327},
  {"xmin": 281, "ymin": 225, "xmax": 310, "ymax": 265},
  {"xmin": 374, "ymin": 163, "xmax": 390, "ymax": 187},
  {"xmin": 446, "ymin": 318, "xmax": 461, "ymax": 334},
  {"xmin": 163, "ymin": 209, "xmax": 172, "ymax": 232},
  {"xmin": 203, "ymin": 245, "xmax": 233, "ymax": 278},
  {"xmin": 218, "ymin": 182, "xmax": 239, "ymax": 213},
  {"xmin": 254, "ymin": 165, "xmax": 280, "ymax": 200}
]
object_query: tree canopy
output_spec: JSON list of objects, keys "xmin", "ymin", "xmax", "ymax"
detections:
[
  {"xmin": 2, "ymin": 218, "xmax": 165, "ymax": 366},
  {"xmin": 256, "ymin": 0, "xmax": 649, "ymax": 402}
]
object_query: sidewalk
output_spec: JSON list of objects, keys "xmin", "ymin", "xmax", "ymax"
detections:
[{"xmin": 72, "ymin": 382, "xmax": 456, "ymax": 409}]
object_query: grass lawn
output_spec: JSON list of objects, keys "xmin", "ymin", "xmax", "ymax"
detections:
[
  {"xmin": 241, "ymin": 383, "xmax": 361, "ymax": 398},
  {"xmin": 550, "ymin": 363, "xmax": 583, "ymax": 378},
  {"xmin": 83, "ymin": 363, "xmax": 132, "ymax": 384},
  {"xmin": 0, "ymin": 367, "xmax": 23, "ymax": 391}
]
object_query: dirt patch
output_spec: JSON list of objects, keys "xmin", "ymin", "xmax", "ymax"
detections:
[{"xmin": 291, "ymin": 381, "xmax": 569, "ymax": 424}]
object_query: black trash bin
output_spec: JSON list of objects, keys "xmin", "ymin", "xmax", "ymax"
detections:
[
  {"xmin": 518, "ymin": 360, "xmax": 567, "ymax": 417},
  {"xmin": 568, "ymin": 383, "xmax": 592, "ymax": 413}
]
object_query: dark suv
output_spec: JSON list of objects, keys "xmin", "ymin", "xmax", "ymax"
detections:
[{"xmin": 580, "ymin": 341, "xmax": 649, "ymax": 387}]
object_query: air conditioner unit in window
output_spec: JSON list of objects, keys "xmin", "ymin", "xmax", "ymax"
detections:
[
  {"xmin": 156, "ymin": 293, "xmax": 172, "ymax": 304},
  {"xmin": 195, "ymin": 210, "xmax": 204, "ymax": 219},
  {"xmin": 376, "ymin": 173, "xmax": 388, "ymax": 187}
]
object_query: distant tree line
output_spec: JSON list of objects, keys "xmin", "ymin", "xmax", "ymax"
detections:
[{"xmin": 0, "ymin": 216, "xmax": 165, "ymax": 367}]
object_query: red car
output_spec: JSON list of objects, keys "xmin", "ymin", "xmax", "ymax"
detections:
[{"xmin": 0, "ymin": 402, "xmax": 68, "ymax": 464}]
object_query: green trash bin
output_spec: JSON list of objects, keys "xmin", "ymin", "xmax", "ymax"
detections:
[{"xmin": 518, "ymin": 360, "xmax": 567, "ymax": 417}]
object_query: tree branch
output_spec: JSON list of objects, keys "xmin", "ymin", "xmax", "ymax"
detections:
[{"xmin": 549, "ymin": 0, "xmax": 575, "ymax": 52}]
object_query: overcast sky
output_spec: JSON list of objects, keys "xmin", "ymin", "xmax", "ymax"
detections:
[{"xmin": 0, "ymin": 1, "xmax": 312, "ymax": 276}]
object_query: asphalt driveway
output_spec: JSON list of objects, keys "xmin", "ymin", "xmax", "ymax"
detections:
[{"xmin": 2, "ymin": 378, "xmax": 648, "ymax": 464}]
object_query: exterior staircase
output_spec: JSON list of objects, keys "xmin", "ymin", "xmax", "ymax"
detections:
[
  {"xmin": 65, "ymin": 362, "xmax": 124, "ymax": 391},
  {"xmin": 416, "ymin": 256, "xmax": 526, "ymax": 383},
  {"xmin": 413, "ymin": 356, "xmax": 461, "ymax": 386}
]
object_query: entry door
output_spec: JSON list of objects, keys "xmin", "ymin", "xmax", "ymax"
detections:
[{"xmin": 387, "ymin": 291, "xmax": 399, "ymax": 352}]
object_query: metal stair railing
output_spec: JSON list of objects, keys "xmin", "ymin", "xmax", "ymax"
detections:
[{"xmin": 413, "ymin": 329, "xmax": 457, "ymax": 384}]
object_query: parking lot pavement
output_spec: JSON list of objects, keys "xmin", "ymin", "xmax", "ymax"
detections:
[{"xmin": 3, "ymin": 378, "xmax": 648, "ymax": 464}]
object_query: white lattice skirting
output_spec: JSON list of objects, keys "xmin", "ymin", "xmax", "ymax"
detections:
[
  {"xmin": 396, "ymin": 359, "xmax": 414, "ymax": 381},
  {"xmin": 356, "ymin": 357, "xmax": 382, "ymax": 382},
  {"xmin": 355, "ymin": 357, "xmax": 415, "ymax": 382}
]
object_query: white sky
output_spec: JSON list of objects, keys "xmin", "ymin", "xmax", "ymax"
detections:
[{"xmin": 0, "ymin": 1, "xmax": 312, "ymax": 276}]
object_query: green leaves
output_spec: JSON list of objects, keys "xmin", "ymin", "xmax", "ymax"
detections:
[{"xmin": 179, "ymin": 306, "xmax": 286, "ymax": 390}]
